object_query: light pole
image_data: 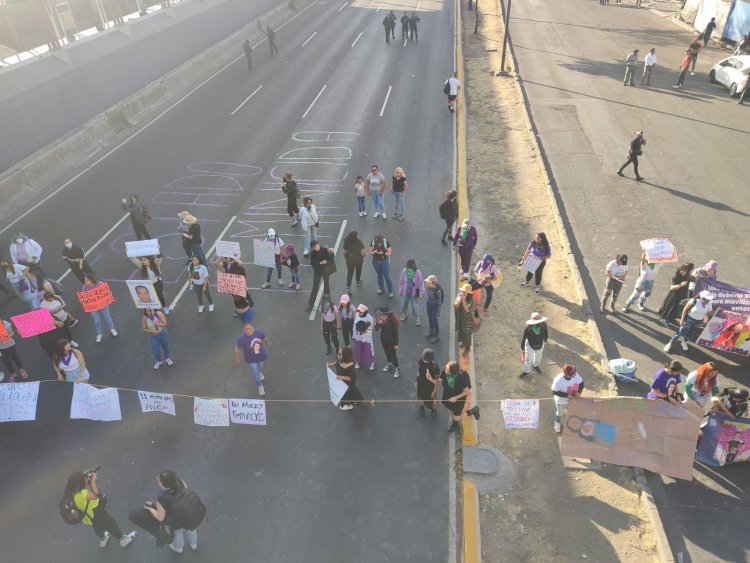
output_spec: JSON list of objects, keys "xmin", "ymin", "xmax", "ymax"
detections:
[{"xmin": 497, "ymin": 0, "xmax": 512, "ymax": 75}]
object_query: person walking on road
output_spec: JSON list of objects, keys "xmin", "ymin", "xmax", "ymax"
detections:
[
  {"xmin": 551, "ymin": 364, "xmax": 584, "ymax": 433},
  {"xmin": 40, "ymin": 291, "xmax": 79, "ymax": 345},
  {"xmin": 440, "ymin": 361, "xmax": 480, "ymax": 433},
  {"xmin": 144, "ymin": 471, "xmax": 201, "ymax": 554},
  {"xmin": 657, "ymin": 262, "xmax": 694, "ymax": 326},
  {"xmin": 339, "ymin": 294, "xmax": 356, "ymax": 347},
  {"xmin": 307, "ymin": 240, "xmax": 334, "ymax": 311},
  {"xmin": 399, "ymin": 259, "xmax": 425, "ymax": 325},
  {"xmin": 375, "ymin": 306, "xmax": 400, "ymax": 377},
  {"xmin": 53, "ymin": 339, "xmax": 90, "ymax": 383},
  {"xmin": 0, "ymin": 318, "xmax": 29, "ymax": 381},
  {"xmin": 216, "ymin": 256, "xmax": 250, "ymax": 316},
  {"xmin": 444, "ymin": 72, "xmax": 460, "ymax": 112},
  {"xmin": 329, "ymin": 347, "xmax": 364, "ymax": 411},
  {"xmin": 142, "ymin": 308, "xmax": 173, "ymax": 370},
  {"xmin": 616, "ymin": 130, "xmax": 646, "ymax": 181},
  {"xmin": 283, "ymin": 243, "xmax": 301, "ymax": 290},
  {"xmin": 599, "ymin": 254, "xmax": 628, "ymax": 314},
  {"xmin": 702, "ymin": 18, "xmax": 717, "ymax": 47},
  {"xmin": 354, "ymin": 175, "xmax": 367, "ymax": 216},
  {"xmin": 130, "ymin": 255, "xmax": 168, "ymax": 314},
  {"xmin": 401, "ymin": 12, "xmax": 410, "ymax": 41},
  {"xmin": 640, "ymin": 48, "xmax": 656, "ymax": 85},
  {"xmin": 342, "ymin": 231, "xmax": 365, "ymax": 293},
  {"xmin": 391, "ymin": 167, "xmax": 408, "ymax": 221},
  {"xmin": 425, "ymin": 275, "xmax": 444, "ymax": 343},
  {"xmin": 520, "ymin": 312, "xmax": 548, "ymax": 378},
  {"xmin": 409, "ymin": 12, "xmax": 420, "ymax": 40},
  {"xmin": 299, "ymin": 196, "xmax": 319, "ymax": 257},
  {"xmin": 122, "ymin": 194, "xmax": 151, "ymax": 241},
  {"xmin": 187, "ymin": 255, "xmax": 213, "ymax": 313},
  {"xmin": 622, "ymin": 252, "xmax": 661, "ymax": 312},
  {"xmin": 688, "ymin": 37, "xmax": 701, "ymax": 75},
  {"xmin": 320, "ymin": 294, "xmax": 341, "ymax": 354},
  {"xmin": 243, "ymin": 39, "xmax": 253, "ymax": 70},
  {"xmin": 366, "ymin": 165, "xmax": 387, "ymax": 219},
  {"xmin": 282, "ymin": 173, "xmax": 300, "ymax": 225},
  {"xmin": 82, "ymin": 273, "xmax": 118, "ymax": 342},
  {"xmin": 673, "ymin": 50, "xmax": 692, "ymax": 88},
  {"xmin": 439, "ymin": 190, "xmax": 458, "ymax": 245},
  {"xmin": 453, "ymin": 218, "xmax": 477, "ymax": 277},
  {"xmin": 177, "ymin": 211, "xmax": 193, "ymax": 262},
  {"xmin": 267, "ymin": 26, "xmax": 278, "ymax": 55},
  {"xmin": 455, "ymin": 283, "xmax": 478, "ymax": 355},
  {"xmin": 352, "ymin": 304, "xmax": 375, "ymax": 370},
  {"xmin": 235, "ymin": 322, "xmax": 268, "ymax": 396},
  {"xmin": 518, "ymin": 231, "xmax": 551, "ymax": 293},
  {"xmin": 471, "ymin": 254, "xmax": 500, "ymax": 316},
  {"xmin": 181, "ymin": 215, "xmax": 206, "ymax": 265},
  {"xmin": 623, "ymin": 49, "xmax": 639, "ymax": 86},
  {"xmin": 415, "ymin": 348, "xmax": 440, "ymax": 418},
  {"xmin": 1, "ymin": 260, "xmax": 33, "ymax": 306},
  {"xmin": 10, "ymin": 232, "xmax": 44, "ymax": 275},
  {"xmin": 664, "ymin": 290, "xmax": 715, "ymax": 353},
  {"xmin": 62, "ymin": 238, "xmax": 94, "ymax": 283},
  {"xmin": 382, "ymin": 14, "xmax": 391, "ymax": 43},
  {"xmin": 260, "ymin": 228, "xmax": 285, "ymax": 288},
  {"xmin": 386, "ymin": 11, "xmax": 396, "ymax": 39},
  {"xmin": 369, "ymin": 234, "xmax": 394, "ymax": 297}
]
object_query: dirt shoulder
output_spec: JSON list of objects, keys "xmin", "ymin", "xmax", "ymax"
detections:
[{"xmin": 461, "ymin": 4, "xmax": 657, "ymax": 561}]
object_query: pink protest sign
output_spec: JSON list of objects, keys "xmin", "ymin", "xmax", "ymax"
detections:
[
  {"xmin": 11, "ymin": 308, "xmax": 56, "ymax": 338},
  {"xmin": 217, "ymin": 272, "xmax": 247, "ymax": 297}
]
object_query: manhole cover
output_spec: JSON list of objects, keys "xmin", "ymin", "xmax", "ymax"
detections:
[{"xmin": 464, "ymin": 446, "xmax": 500, "ymax": 474}]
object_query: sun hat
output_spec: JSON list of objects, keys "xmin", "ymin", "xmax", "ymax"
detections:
[
  {"xmin": 526, "ymin": 312, "xmax": 548, "ymax": 325},
  {"xmin": 183, "ymin": 214, "xmax": 197, "ymax": 224},
  {"xmin": 459, "ymin": 283, "xmax": 473, "ymax": 293}
]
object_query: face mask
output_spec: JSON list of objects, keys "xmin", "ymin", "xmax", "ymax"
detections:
[
  {"xmin": 64, "ymin": 243, "xmax": 73, "ymax": 249},
  {"xmin": 15, "ymin": 239, "xmax": 23, "ymax": 244}
]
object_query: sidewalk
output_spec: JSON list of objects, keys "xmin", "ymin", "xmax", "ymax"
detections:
[{"xmin": 461, "ymin": 5, "xmax": 657, "ymax": 562}]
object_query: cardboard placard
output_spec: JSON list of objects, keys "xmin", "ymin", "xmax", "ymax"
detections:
[
  {"xmin": 125, "ymin": 239, "xmax": 160, "ymax": 258},
  {"xmin": 326, "ymin": 366, "xmax": 349, "ymax": 407},
  {"xmin": 0, "ymin": 382, "xmax": 40, "ymax": 422},
  {"xmin": 215, "ymin": 240, "xmax": 241, "ymax": 260},
  {"xmin": 501, "ymin": 399, "xmax": 539, "ymax": 429},
  {"xmin": 253, "ymin": 238, "xmax": 277, "ymax": 268},
  {"xmin": 229, "ymin": 398, "xmax": 267, "ymax": 425},
  {"xmin": 10, "ymin": 309, "xmax": 56, "ymax": 338},
  {"xmin": 696, "ymin": 413, "xmax": 750, "ymax": 466},
  {"xmin": 126, "ymin": 279, "xmax": 161, "ymax": 309},
  {"xmin": 640, "ymin": 238, "xmax": 677, "ymax": 263},
  {"xmin": 77, "ymin": 283, "xmax": 116, "ymax": 313},
  {"xmin": 520, "ymin": 254, "xmax": 543, "ymax": 274},
  {"xmin": 217, "ymin": 272, "xmax": 247, "ymax": 297}
]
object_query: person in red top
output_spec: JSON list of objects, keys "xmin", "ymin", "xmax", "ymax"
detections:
[{"xmin": 673, "ymin": 50, "xmax": 692, "ymax": 89}]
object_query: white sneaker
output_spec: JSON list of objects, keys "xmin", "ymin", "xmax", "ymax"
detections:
[
  {"xmin": 169, "ymin": 544, "xmax": 183, "ymax": 554},
  {"xmin": 120, "ymin": 531, "xmax": 137, "ymax": 548},
  {"xmin": 393, "ymin": 368, "xmax": 400, "ymax": 378},
  {"xmin": 672, "ymin": 85, "xmax": 680, "ymax": 89},
  {"xmin": 110, "ymin": 328, "xmax": 118, "ymax": 336},
  {"xmin": 163, "ymin": 307, "xmax": 170, "ymax": 315},
  {"xmin": 165, "ymin": 358, "xmax": 174, "ymax": 366},
  {"xmin": 362, "ymin": 211, "xmax": 367, "ymax": 216},
  {"xmin": 382, "ymin": 213, "xmax": 387, "ymax": 220},
  {"xmin": 96, "ymin": 334, "xmax": 103, "ymax": 343},
  {"xmin": 382, "ymin": 363, "xmax": 392, "ymax": 372},
  {"xmin": 304, "ymin": 250, "xmax": 309, "ymax": 256},
  {"xmin": 663, "ymin": 341, "xmax": 672, "ymax": 353},
  {"xmin": 190, "ymin": 543, "xmax": 198, "ymax": 551},
  {"xmin": 369, "ymin": 364, "xmax": 375, "ymax": 371},
  {"xmin": 99, "ymin": 531, "xmax": 111, "ymax": 548},
  {"xmin": 70, "ymin": 340, "xmax": 79, "ymax": 348},
  {"xmin": 198, "ymin": 305, "xmax": 204, "ymax": 313},
  {"xmin": 154, "ymin": 361, "xmax": 163, "ymax": 370},
  {"xmin": 554, "ymin": 421, "xmax": 561, "ymax": 433},
  {"xmin": 278, "ymin": 279, "xmax": 284, "ymax": 285},
  {"xmin": 374, "ymin": 212, "xmax": 380, "ymax": 218},
  {"xmin": 261, "ymin": 282, "xmax": 271, "ymax": 289},
  {"xmin": 339, "ymin": 404, "xmax": 354, "ymax": 410},
  {"xmin": 355, "ymin": 363, "xmax": 360, "ymax": 368},
  {"xmin": 415, "ymin": 318, "xmax": 421, "ymax": 326},
  {"xmin": 637, "ymin": 303, "xmax": 645, "ymax": 311},
  {"xmin": 680, "ymin": 339, "xmax": 689, "ymax": 351},
  {"xmin": 291, "ymin": 219, "xmax": 299, "ymax": 226},
  {"xmin": 208, "ymin": 304, "xmax": 214, "ymax": 312},
  {"xmin": 260, "ymin": 372, "xmax": 265, "ymax": 381},
  {"xmin": 258, "ymin": 385, "xmax": 266, "ymax": 397},
  {"xmin": 690, "ymin": 71, "xmax": 695, "ymax": 76}
]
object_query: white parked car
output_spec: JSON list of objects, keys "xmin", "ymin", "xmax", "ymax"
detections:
[{"xmin": 709, "ymin": 55, "xmax": 750, "ymax": 96}]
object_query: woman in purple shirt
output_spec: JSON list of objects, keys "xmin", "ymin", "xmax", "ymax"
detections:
[
  {"xmin": 647, "ymin": 360, "xmax": 684, "ymax": 402},
  {"xmin": 518, "ymin": 232, "xmax": 551, "ymax": 294}
]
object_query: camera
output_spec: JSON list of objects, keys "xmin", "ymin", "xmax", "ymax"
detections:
[{"xmin": 83, "ymin": 465, "xmax": 101, "ymax": 479}]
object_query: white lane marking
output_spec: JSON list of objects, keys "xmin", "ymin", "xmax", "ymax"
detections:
[
  {"xmin": 351, "ymin": 31, "xmax": 363, "ymax": 48},
  {"xmin": 0, "ymin": 0, "xmax": 321, "ymax": 237},
  {"xmin": 379, "ymin": 85, "xmax": 393, "ymax": 117},
  {"xmin": 376, "ymin": 2, "xmax": 383, "ymax": 12},
  {"xmin": 230, "ymin": 85, "xmax": 264, "ymax": 116},
  {"xmin": 302, "ymin": 84, "xmax": 327, "ymax": 119},
  {"xmin": 307, "ymin": 219, "xmax": 347, "ymax": 321},
  {"xmin": 167, "ymin": 215, "xmax": 237, "ymax": 312},
  {"xmin": 302, "ymin": 31, "xmax": 318, "ymax": 47},
  {"xmin": 56, "ymin": 213, "xmax": 130, "ymax": 284},
  {"xmin": 417, "ymin": 1, "xmax": 422, "ymax": 11},
  {"xmin": 338, "ymin": 2, "xmax": 348, "ymax": 12},
  {"xmin": 403, "ymin": 38, "xmax": 407, "ymax": 47}
]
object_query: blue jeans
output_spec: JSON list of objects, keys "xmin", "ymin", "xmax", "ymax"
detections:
[
  {"xmin": 393, "ymin": 192, "xmax": 405, "ymax": 216},
  {"xmin": 289, "ymin": 268, "xmax": 300, "ymax": 285},
  {"xmin": 247, "ymin": 361, "xmax": 264, "ymax": 387},
  {"xmin": 191, "ymin": 245, "xmax": 207, "ymax": 264},
  {"xmin": 266, "ymin": 259, "xmax": 283, "ymax": 282},
  {"xmin": 372, "ymin": 258, "xmax": 393, "ymax": 293},
  {"xmin": 371, "ymin": 192, "xmax": 385, "ymax": 214},
  {"xmin": 400, "ymin": 292, "xmax": 419, "ymax": 318},
  {"xmin": 671, "ymin": 316, "xmax": 702, "ymax": 342},
  {"xmin": 357, "ymin": 196, "xmax": 366, "ymax": 212},
  {"xmin": 426, "ymin": 301, "xmax": 440, "ymax": 335},
  {"xmin": 170, "ymin": 528, "xmax": 198, "ymax": 551},
  {"xmin": 149, "ymin": 329, "xmax": 170, "ymax": 361},
  {"xmin": 90, "ymin": 306, "xmax": 114, "ymax": 334},
  {"xmin": 304, "ymin": 225, "xmax": 318, "ymax": 253}
]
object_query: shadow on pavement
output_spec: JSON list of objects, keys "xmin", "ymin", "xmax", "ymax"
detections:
[{"xmin": 641, "ymin": 180, "xmax": 750, "ymax": 217}]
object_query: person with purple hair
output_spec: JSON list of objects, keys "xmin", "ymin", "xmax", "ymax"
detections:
[{"xmin": 518, "ymin": 232, "xmax": 551, "ymax": 294}]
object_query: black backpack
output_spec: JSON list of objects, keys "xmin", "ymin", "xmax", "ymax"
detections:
[
  {"xmin": 443, "ymin": 80, "xmax": 451, "ymax": 95},
  {"xmin": 171, "ymin": 489, "xmax": 206, "ymax": 531},
  {"xmin": 59, "ymin": 490, "xmax": 86, "ymax": 526}
]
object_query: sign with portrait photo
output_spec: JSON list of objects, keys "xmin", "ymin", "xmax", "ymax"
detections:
[{"xmin": 125, "ymin": 279, "xmax": 161, "ymax": 309}]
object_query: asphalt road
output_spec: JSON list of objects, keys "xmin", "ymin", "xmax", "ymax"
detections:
[
  {"xmin": 510, "ymin": 0, "xmax": 749, "ymax": 561},
  {"xmin": 0, "ymin": 1, "xmax": 460, "ymax": 561}
]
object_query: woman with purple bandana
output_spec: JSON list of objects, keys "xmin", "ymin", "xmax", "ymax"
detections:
[
  {"xmin": 518, "ymin": 232, "xmax": 551, "ymax": 294},
  {"xmin": 453, "ymin": 219, "xmax": 478, "ymax": 277}
]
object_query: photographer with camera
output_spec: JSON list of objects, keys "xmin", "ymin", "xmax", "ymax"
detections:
[
  {"xmin": 144, "ymin": 470, "xmax": 205, "ymax": 554},
  {"xmin": 121, "ymin": 194, "xmax": 151, "ymax": 241},
  {"xmin": 62, "ymin": 466, "xmax": 137, "ymax": 548}
]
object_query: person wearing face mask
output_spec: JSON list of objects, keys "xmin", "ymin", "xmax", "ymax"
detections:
[
  {"xmin": 62, "ymin": 238, "xmax": 94, "ymax": 284},
  {"xmin": 10, "ymin": 233, "xmax": 44, "ymax": 274},
  {"xmin": 351, "ymin": 304, "xmax": 375, "ymax": 370},
  {"xmin": 520, "ymin": 312, "xmax": 548, "ymax": 378},
  {"xmin": 260, "ymin": 228, "xmax": 285, "ymax": 289},
  {"xmin": 664, "ymin": 290, "xmax": 715, "ymax": 353},
  {"xmin": 453, "ymin": 219, "xmax": 478, "ymax": 277}
]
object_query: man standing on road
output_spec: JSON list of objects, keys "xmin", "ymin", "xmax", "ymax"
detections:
[
  {"xmin": 640, "ymin": 48, "xmax": 656, "ymax": 86},
  {"xmin": 673, "ymin": 49, "xmax": 692, "ymax": 89},
  {"xmin": 122, "ymin": 194, "xmax": 151, "ymax": 241},
  {"xmin": 401, "ymin": 12, "xmax": 410, "ymax": 41},
  {"xmin": 307, "ymin": 240, "xmax": 333, "ymax": 311},
  {"xmin": 235, "ymin": 322, "xmax": 269, "ymax": 396},
  {"xmin": 387, "ymin": 11, "xmax": 397, "ymax": 40},
  {"xmin": 688, "ymin": 37, "xmax": 701, "ymax": 75},
  {"xmin": 409, "ymin": 13, "xmax": 421, "ymax": 41},
  {"xmin": 267, "ymin": 26, "xmax": 279, "ymax": 55},
  {"xmin": 445, "ymin": 72, "xmax": 460, "ymax": 112},
  {"xmin": 702, "ymin": 17, "xmax": 717, "ymax": 47},
  {"xmin": 382, "ymin": 15, "xmax": 390, "ymax": 43},
  {"xmin": 623, "ymin": 49, "xmax": 639, "ymax": 86},
  {"xmin": 243, "ymin": 39, "xmax": 253, "ymax": 70},
  {"xmin": 616, "ymin": 130, "xmax": 646, "ymax": 181}
]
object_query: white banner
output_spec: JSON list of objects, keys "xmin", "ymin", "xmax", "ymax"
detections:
[
  {"xmin": 501, "ymin": 399, "xmax": 540, "ymax": 429},
  {"xmin": 71, "ymin": 384, "xmax": 122, "ymax": 421},
  {"xmin": 125, "ymin": 239, "xmax": 160, "ymax": 258},
  {"xmin": 229, "ymin": 398, "xmax": 267, "ymax": 425},
  {"xmin": 253, "ymin": 239, "xmax": 277, "ymax": 268},
  {"xmin": 138, "ymin": 391, "xmax": 176, "ymax": 416},
  {"xmin": 0, "ymin": 382, "xmax": 40, "ymax": 422},
  {"xmin": 194, "ymin": 397, "xmax": 230, "ymax": 426},
  {"xmin": 215, "ymin": 240, "xmax": 241, "ymax": 260},
  {"xmin": 326, "ymin": 366, "xmax": 349, "ymax": 407},
  {"xmin": 521, "ymin": 254, "xmax": 543, "ymax": 274}
]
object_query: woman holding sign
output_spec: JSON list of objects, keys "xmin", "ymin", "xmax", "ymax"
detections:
[
  {"xmin": 82, "ymin": 274, "xmax": 118, "ymax": 343},
  {"xmin": 53, "ymin": 339, "xmax": 90, "ymax": 383},
  {"xmin": 130, "ymin": 256, "xmax": 168, "ymax": 315},
  {"xmin": 187, "ymin": 256, "xmax": 214, "ymax": 313},
  {"xmin": 518, "ymin": 232, "xmax": 551, "ymax": 294},
  {"xmin": 141, "ymin": 308, "xmax": 173, "ymax": 370},
  {"xmin": 0, "ymin": 260, "xmax": 33, "ymax": 306}
]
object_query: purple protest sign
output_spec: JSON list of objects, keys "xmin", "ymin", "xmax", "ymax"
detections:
[{"xmin": 694, "ymin": 279, "xmax": 750, "ymax": 314}]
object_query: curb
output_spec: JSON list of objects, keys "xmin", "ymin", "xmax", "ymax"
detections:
[{"xmin": 495, "ymin": 0, "xmax": 672, "ymax": 561}]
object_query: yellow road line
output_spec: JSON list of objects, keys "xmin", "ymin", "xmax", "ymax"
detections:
[{"xmin": 463, "ymin": 480, "xmax": 481, "ymax": 562}]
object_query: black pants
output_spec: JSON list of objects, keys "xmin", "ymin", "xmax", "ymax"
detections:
[
  {"xmin": 410, "ymin": 26, "xmax": 418, "ymax": 40},
  {"xmin": 384, "ymin": 26, "xmax": 390, "ymax": 43},
  {"xmin": 525, "ymin": 259, "xmax": 546, "ymax": 286},
  {"xmin": 70, "ymin": 263, "xmax": 94, "ymax": 284},
  {"xmin": 341, "ymin": 317, "xmax": 354, "ymax": 347},
  {"xmin": 346, "ymin": 260, "xmax": 363, "ymax": 288},
  {"xmin": 442, "ymin": 217, "xmax": 455, "ymax": 241},
  {"xmin": 0, "ymin": 345, "xmax": 24, "ymax": 372},
  {"xmin": 471, "ymin": 281, "xmax": 494, "ymax": 309},
  {"xmin": 322, "ymin": 321, "xmax": 340, "ymax": 351},
  {"xmin": 245, "ymin": 52, "xmax": 252, "ymax": 70},
  {"xmin": 383, "ymin": 343, "xmax": 399, "ymax": 367},
  {"xmin": 153, "ymin": 279, "xmax": 166, "ymax": 308},
  {"xmin": 269, "ymin": 40, "xmax": 278, "ymax": 55},
  {"xmin": 618, "ymin": 154, "xmax": 640, "ymax": 177},
  {"xmin": 130, "ymin": 218, "xmax": 151, "ymax": 241},
  {"xmin": 91, "ymin": 505, "xmax": 123, "ymax": 540},
  {"xmin": 308, "ymin": 272, "xmax": 330, "ymax": 307},
  {"xmin": 401, "ymin": 25, "xmax": 408, "ymax": 40}
]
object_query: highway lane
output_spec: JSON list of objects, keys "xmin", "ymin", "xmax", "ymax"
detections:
[
  {"xmin": 510, "ymin": 0, "xmax": 749, "ymax": 561},
  {"xmin": 0, "ymin": 1, "xmax": 459, "ymax": 561}
]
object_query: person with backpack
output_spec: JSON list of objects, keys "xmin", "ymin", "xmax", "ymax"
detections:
[
  {"xmin": 122, "ymin": 194, "xmax": 151, "ymax": 241},
  {"xmin": 61, "ymin": 469, "xmax": 137, "ymax": 548},
  {"xmin": 144, "ymin": 470, "xmax": 204, "ymax": 554},
  {"xmin": 282, "ymin": 173, "xmax": 301, "ymax": 226},
  {"xmin": 369, "ymin": 234, "xmax": 394, "ymax": 297},
  {"xmin": 444, "ymin": 72, "xmax": 460, "ymax": 112},
  {"xmin": 438, "ymin": 190, "xmax": 458, "ymax": 245}
]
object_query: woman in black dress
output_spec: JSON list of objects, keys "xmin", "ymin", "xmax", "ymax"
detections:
[
  {"xmin": 415, "ymin": 348, "xmax": 441, "ymax": 418},
  {"xmin": 440, "ymin": 361, "xmax": 480, "ymax": 432},
  {"xmin": 342, "ymin": 231, "xmax": 365, "ymax": 294},
  {"xmin": 657, "ymin": 262, "xmax": 694, "ymax": 327},
  {"xmin": 329, "ymin": 347, "xmax": 363, "ymax": 411}
]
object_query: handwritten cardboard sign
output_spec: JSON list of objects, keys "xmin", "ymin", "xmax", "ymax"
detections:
[
  {"xmin": 138, "ymin": 391, "xmax": 176, "ymax": 416},
  {"xmin": 215, "ymin": 240, "xmax": 241, "ymax": 260},
  {"xmin": 70, "ymin": 384, "xmax": 122, "ymax": 422},
  {"xmin": 0, "ymin": 382, "xmax": 40, "ymax": 422},
  {"xmin": 11, "ymin": 308, "xmax": 56, "ymax": 338},
  {"xmin": 501, "ymin": 399, "xmax": 540, "ymax": 429},
  {"xmin": 194, "ymin": 397, "xmax": 230, "ymax": 427},
  {"xmin": 217, "ymin": 272, "xmax": 247, "ymax": 297},
  {"xmin": 77, "ymin": 283, "xmax": 115, "ymax": 313},
  {"xmin": 326, "ymin": 366, "xmax": 349, "ymax": 407},
  {"xmin": 520, "ymin": 254, "xmax": 543, "ymax": 274},
  {"xmin": 640, "ymin": 238, "xmax": 677, "ymax": 263},
  {"xmin": 253, "ymin": 238, "xmax": 277, "ymax": 268},
  {"xmin": 125, "ymin": 239, "xmax": 160, "ymax": 258},
  {"xmin": 229, "ymin": 398, "xmax": 267, "ymax": 425}
]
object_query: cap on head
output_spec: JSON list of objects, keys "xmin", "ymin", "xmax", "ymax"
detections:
[
  {"xmin": 667, "ymin": 360, "xmax": 684, "ymax": 372},
  {"xmin": 563, "ymin": 364, "xmax": 577, "ymax": 377},
  {"xmin": 378, "ymin": 306, "xmax": 391, "ymax": 315},
  {"xmin": 268, "ymin": 228, "xmax": 276, "ymax": 238},
  {"xmin": 698, "ymin": 290, "xmax": 716, "ymax": 301},
  {"xmin": 356, "ymin": 304, "xmax": 368, "ymax": 313},
  {"xmin": 339, "ymin": 294, "xmax": 350, "ymax": 304}
]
